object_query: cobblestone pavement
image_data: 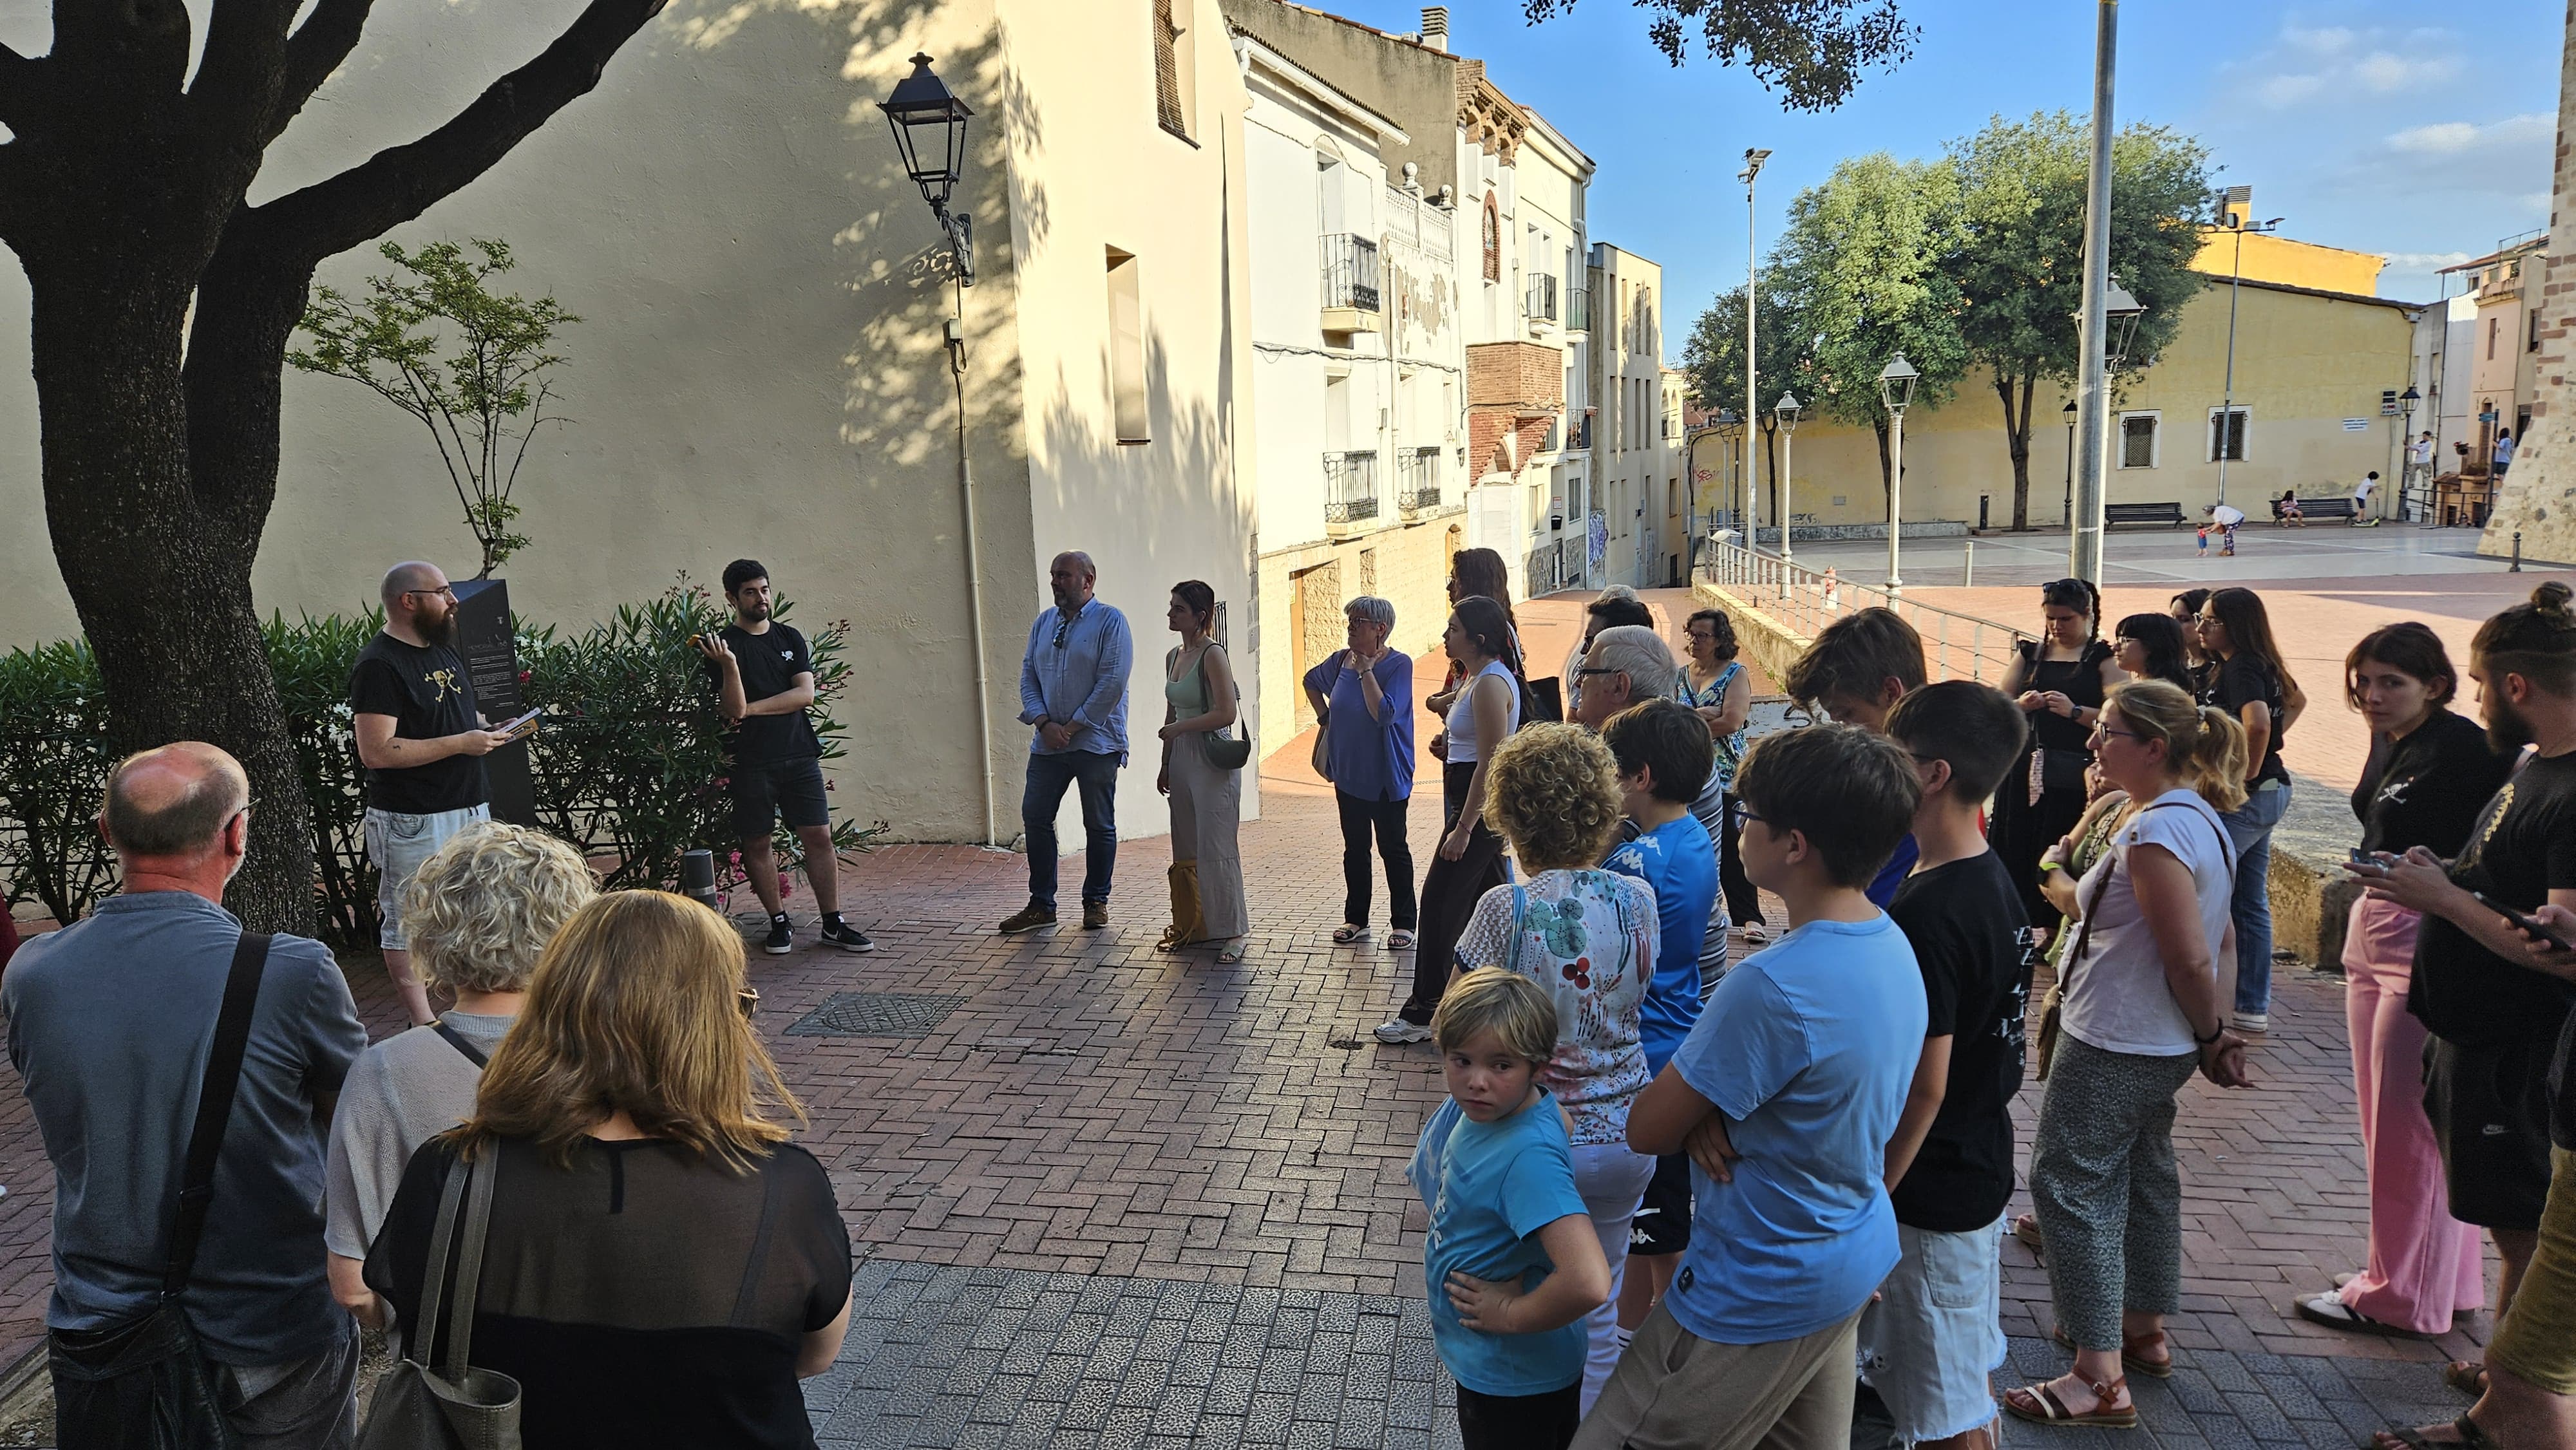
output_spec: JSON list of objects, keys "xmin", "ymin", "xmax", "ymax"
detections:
[{"xmin": 0, "ymin": 590, "xmax": 2509, "ymax": 1446}]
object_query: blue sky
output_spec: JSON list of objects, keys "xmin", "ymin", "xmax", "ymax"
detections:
[{"xmin": 1321, "ymin": 0, "xmax": 2562, "ymax": 335}]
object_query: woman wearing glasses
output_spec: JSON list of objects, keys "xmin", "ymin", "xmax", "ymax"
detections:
[
  {"xmin": 365, "ymin": 890, "xmax": 853, "ymax": 1449},
  {"xmin": 1994, "ymin": 579, "xmax": 2127, "ymax": 936},
  {"xmin": 2192, "ymin": 588, "xmax": 2306, "ymax": 1033},
  {"xmin": 2006, "ymin": 682, "xmax": 2253, "ymax": 1433}
]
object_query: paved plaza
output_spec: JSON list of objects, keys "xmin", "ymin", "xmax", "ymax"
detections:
[{"xmin": 0, "ymin": 574, "xmax": 2549, "ymax": 1445}]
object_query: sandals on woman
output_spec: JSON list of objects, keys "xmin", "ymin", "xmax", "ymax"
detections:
[
  {"xmin": 1331, "ymin": 923, "xmax": 1368, "ymax": 945},
  {"xmin": 2444, "ymin": 1362, "xmax": 2489, "ymax": 1397},
  {"xmin": 1387, "ymin": 929, "xmax": 1416, "ymax": 950},
  {"xmin": 2373, "ymin": 1415, "xmax": 2503, "ymax": 1450},
  {"xmin": 2049, "ymin": 1324, "xmax": 2174, "ymax": 1378},
  {"xmin": 2002, "ymin": 1375, "xmax": 2137, "ymax": 1429},
  {"xmin": 2295, "ymin": 1292, "xmax": 2424, "ymax": 1338},
  {"xmin": 1216, "ymin": 938, "xmax": 1249, "ymax": 963}
]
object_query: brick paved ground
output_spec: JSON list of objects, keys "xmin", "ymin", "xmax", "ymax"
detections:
[{"xmin": 0, "ymin": 588, "xmax": 2509, "ymax": 1445}]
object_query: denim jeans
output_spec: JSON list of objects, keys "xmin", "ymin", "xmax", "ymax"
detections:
[
  {"xmin": 1024, "ymin": 749, "xmax": 1121, "ymax": 909},
  {"xmin": 2221, "ymin": 778, "xmax": 2289, "ymax": 1015}
]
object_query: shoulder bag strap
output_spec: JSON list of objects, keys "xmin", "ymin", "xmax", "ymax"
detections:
[
  {"xmin": 433, "ymin": 1021, "xmax": 490, "ymax": 1070},
  {"xmin": 163, "ymin": 930, "xmax": 270, "ymax": 1299},
  {"xmin": 410, "ymin": 1153, "xmax": 471, "ymax": 1366},
  {"xmin": 2063, "ymin": 801, "xmax": 2227, "ymax": 995},
  {"xmin": 441, "ymin": 1150, "xmax": 500, "ymax": 1380},
  {"xmin": 1507, "ymin": 885, "xmax": 1528, "ymax": 978}
]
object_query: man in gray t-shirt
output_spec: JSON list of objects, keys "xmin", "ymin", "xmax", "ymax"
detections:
[{"xmin": 6, "ymin": 744, "xmax": 368, "ymax": 1444}]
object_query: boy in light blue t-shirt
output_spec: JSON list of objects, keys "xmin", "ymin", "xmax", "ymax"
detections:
[
  {"xmin": 1408, "ymin": 968, "xmax": 1612, "ymax": 1450},
  {"xmin": 1576, "ymin": 724, "xmax": 1930, "ymax": 1450}
]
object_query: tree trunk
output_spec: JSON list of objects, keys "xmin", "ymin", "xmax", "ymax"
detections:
[
  {"xmin": 1996, "ymin": 370, "xmax": 2035, "ymax": 531},
  {"xmin": 28, "ymin": 267, "xmax": 319, "ymax": 934}
]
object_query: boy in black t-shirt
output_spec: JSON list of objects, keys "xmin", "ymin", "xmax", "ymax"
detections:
[
  {"xmin": 1866, "ymin": 682, "xmax": 2035, "ymax": 1450},
  {"xmin": 697, "ymin": 560, "xmax": 871, "ymax": 956}
]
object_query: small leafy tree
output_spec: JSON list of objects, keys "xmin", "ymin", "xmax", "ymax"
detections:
[
  {"xmin": 1521, "ymin": 0, "xmax": 1914, "ymax": 111},
  {"xmin": 1768, "ymin": 153, "xmax": 1968, "ymax": 514},
  {"xmin": 290, "ymin": 238, "xmax": 576, "ymax": 577},
  {"xmin": 1683, "ymin": 278, "xmax": 1819, "ymax": 530}
]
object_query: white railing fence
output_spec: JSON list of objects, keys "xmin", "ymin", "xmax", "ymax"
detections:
[{"xmin": 1695, "ymin": 539, "xmax": 2036, "ymax": 687}]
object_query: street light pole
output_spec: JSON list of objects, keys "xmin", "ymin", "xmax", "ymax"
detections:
[
  {"xmin": 2071, "ymin": 0, "xmax": 2118, "ymax": 584},
  {"xmin": 1741, "ymin": 148, "xmax": 1770, "ymax": 555},
  {"xmin": 1775, "ymin": 391, "xmax": 1801, "ymax": 596},
  {"xmin": 2062, "ymin": 398, "xmax": 2078, "ymax": 526},
  {"xmin": 1880, "ymin": 353, "xmax": 1918, "ymax": 595}
]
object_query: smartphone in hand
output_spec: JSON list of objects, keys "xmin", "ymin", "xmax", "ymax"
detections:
[{"xmin": 2470, "ymin": 892, "xmax": 2576, "ymax": 952}]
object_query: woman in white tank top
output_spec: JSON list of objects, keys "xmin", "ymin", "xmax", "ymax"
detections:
[{"xmin": 1376, "ymin": 597, "xmax": 1522, "ymax": 1043}]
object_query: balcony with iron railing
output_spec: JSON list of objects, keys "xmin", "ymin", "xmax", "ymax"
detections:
[
  {"xmin": 1320, "ymin": 235, "xmax": 1381, "ymax": 333},
  {"xmin": 1323, "ymin": 450, "xmax": 1380, "ymax": 536},
  {"xmin": 1396, "ymin": 446, "xmax": 1443, "ymax": 516},
  {"xmin": 1566, "ymin": 285, "xmax": 1589, "ymax": 332},
  {"xmin": 1525, "ymin": 272, "xmax": 1559, "ymax": 329}
]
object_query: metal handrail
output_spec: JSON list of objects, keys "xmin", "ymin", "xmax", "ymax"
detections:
[
  {"xmin": 1526, "ymin": 272, "xmax": 1558, "ymax": 323},
  {"xmin": 1324, "ymin": 451, "xmax": 1380, "ymax": 522},
  {"xmin": 1694, "ymin": 539, "xmax": 2035, "ymax": 687}
]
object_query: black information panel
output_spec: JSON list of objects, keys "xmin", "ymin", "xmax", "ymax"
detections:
[{"xmin": 450, "ymin": 578, "xmax": 536, "ymax": 826}]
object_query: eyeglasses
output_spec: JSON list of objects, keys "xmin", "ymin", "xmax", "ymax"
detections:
[
  {"xmin": 737, "ymin": 986, "xmax": 761, "ymax": 1020},
  {"xmin": 2193, "ymin": 616, "xmax": 2219, "ymax": 630},
  {"xmin": 1571, "ymin": 666, "xmax": 1625, "ymax": 681},
  {"xmin": 1052, "ymin": 616, "xmax": 1072, "ymax": 649},
  {"xmin": 1737, "ymin": 805, "xmax": 1770, "ymax": 826},
  {"xmin": 2091, "ymin": 724, "xmax": 2151, "ymax": 744},
  {"xmin": 401, "ymin": 585, "xmax": 458, "ymax": 601}
]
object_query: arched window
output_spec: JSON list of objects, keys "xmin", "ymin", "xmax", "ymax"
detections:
[{"xmin": 1481, "ymin": 193, "xmax": 1501, "ymax": 284}]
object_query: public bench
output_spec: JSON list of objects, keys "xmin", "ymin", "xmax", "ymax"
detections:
[
  {"xmin": 2105, "ymin": 502, "xmax": 2188, "ymax": 528},
  {"xmin": 2296, "ymin": 496, "xmax": 2360, "ymax": 521}
]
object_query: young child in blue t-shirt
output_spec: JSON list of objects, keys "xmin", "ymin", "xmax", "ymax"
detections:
[
  {"xmin": 1408, "ymin": 968, "xmax": 1612, "ymax": 1450},
  {"xmin": 1576, "ymin": 724, "xmax": 1929, "ymax": 1450}
]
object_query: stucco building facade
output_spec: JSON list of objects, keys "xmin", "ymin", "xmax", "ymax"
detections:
[{"xmin": 0, "ymin": 0, "xmax": 1261, "ymax": 849}]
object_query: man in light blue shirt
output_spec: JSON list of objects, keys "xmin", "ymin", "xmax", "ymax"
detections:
[{"xmin": 1002, "ymin": 551, "xmax": 1133, "ymax": 934}]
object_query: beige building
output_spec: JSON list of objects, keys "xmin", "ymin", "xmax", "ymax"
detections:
[
  {"xmin": 2443, "ymin": 232, "xmax": 2550, "ymax": 452},
  {"xmin": 1585, "ymin": 243, "xmax": 1677, "ymax": 588},
  {"xmin": 0, "ymin": 0, "xmax": 1261, "ymax": 849}
]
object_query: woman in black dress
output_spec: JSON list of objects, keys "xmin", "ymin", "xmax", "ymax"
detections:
[
  {"xmin": 1993, "ymin": 578, "xmax": 2127, "ymax": 932},
  {"xmin": 2113, "ymin": 612, "xmax": 2197, "ymax": 694}
]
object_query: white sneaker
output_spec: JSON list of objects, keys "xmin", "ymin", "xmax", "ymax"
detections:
[
  {"xmin": 1373, "ymin": 1018, "xmax": 1432, "ymax": 1045},
  {"xmin": 2231, "ymin": 1010, "xmax": 2269, "ymax": 1035}
]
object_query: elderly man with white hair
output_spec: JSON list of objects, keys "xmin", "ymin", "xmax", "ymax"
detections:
[
  {"xmin": 8, "ymin": 744, "xmax": 369, "ymax": 1447},
  {"xmin": 1003, "ymin": 551, "xmax": 1134, "ymax": 934}
]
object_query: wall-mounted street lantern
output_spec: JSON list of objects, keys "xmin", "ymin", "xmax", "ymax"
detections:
[{"xmin": 879, "ymin": 52, "xmax": 977, "ymax": 285}]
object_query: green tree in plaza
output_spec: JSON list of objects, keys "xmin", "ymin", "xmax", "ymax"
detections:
[
  {"xmin": 1681, "ymin": 279, "xmax": 1819, "ymax": 531},
  {"xmin": 1521, "ymin": 0, "xmax": 1915, "ymax": 111},
  {"xmin": 1767, "ymin": 153, "xmax": 1967, "ymax": 518},
  {"xmin": 0, "ymin": 1, "xmax": 669, "ymax": 934},
  {"xmin": 290, "ymin": 238, "xmax": 579, "ymax": 579},
  {"xmin": 1947, "ymin": 111, "xmax": 2213, "ymax": 530}
]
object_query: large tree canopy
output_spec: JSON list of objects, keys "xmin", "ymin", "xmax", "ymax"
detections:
[
  {"xmin": 1681, "ymin": 278, "xmax": 1817, "ymax": 529},
  {"xmin": 0, "ymin": 1, "xmax": 668, "ymax": 932},
  {"xmin": 1521, "ymin": 0, "xmax": 1914, "ymax": 111},
  {"xmin": 1768, "ymin": 152, "xmax": 1967, "ymax": 513},
  {"xmin": 1947, "ymin": 112, "xmax": 2213, "ymax": 529}
]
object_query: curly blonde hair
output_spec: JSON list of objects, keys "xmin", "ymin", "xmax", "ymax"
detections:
[
  {"xmin": 401, "ymin": 822, "xmax": 598, "ymax": 995},
  {"xmin": 1481, "ymin": 723, "xmax": 1625, "ymax": 871}
]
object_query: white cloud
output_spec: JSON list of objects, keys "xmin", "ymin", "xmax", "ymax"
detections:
[
  {"xmin": 2246, "ymin": 19, "xmax": 2466, "ymax": 109},
  {"xmin": 2385, "ymin": 251, "xmax": 2474, "ymax": 270},
  {"xmin": 2283, "ymin": 24, "xmax": 2359, "ymax": 55},
  {"xmin": 2259, "ymin": 74, "xmax": 2327, "ymax": 108},
  {"xmin": 2387, "ymin": 113, "xmax": 2552, "ymax": 155},
  {"xmin": 2354, "ymin": 52, "xmax": 2454, "ymax": 91}
]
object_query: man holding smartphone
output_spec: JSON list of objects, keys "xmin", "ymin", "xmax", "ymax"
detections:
[
  {"xmin": 352, "ymin": 561, "xmax": 509, "ymax": 1026},
  {"xmin": 699, "ymin": 559, "xmax": 871, "ymax": 956}
]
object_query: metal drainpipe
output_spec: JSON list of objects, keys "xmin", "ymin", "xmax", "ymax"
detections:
[{"xmin": 950, "ymin": 273, "xmax": 998, "ymax": 845}]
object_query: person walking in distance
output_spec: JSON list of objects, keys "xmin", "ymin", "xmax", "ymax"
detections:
[
  {"xmin": 353, "ymin": 560, "xmax": 510, "ymax": 1026},
  {"xmin": 697, "ymin": 560, "xmax": 873, "ymax": 956},
  {"xmin": 2297, "ymin": 625, "xmax": 2508, "ymax": 1338},
  {"xmin": 1003, "ymin": 551, "xmax": 1133, "ymax": 934},
  {"xmin": 8, "ymin": 744, "xmax": 370, "ymax": 1448}
]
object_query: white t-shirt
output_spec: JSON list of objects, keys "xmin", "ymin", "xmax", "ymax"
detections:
[
  {"xmin": 2210, "ymin": 504, "xmax": 2246, "ymax": 528},
  {"xmin": 2354, "ymin": 476, "xmax": 2379, "ymax": 503},
  {"xmin": 2060, "ymin": 789, "xmax": 2233, "ymax": 1057}
]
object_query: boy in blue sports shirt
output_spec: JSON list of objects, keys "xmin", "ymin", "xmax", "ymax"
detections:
[
  {"xmin": 1578, "ymin": 724, "xmax": 1929, "ymax": 1450},
  {"xmin": 1596, "ymin": 699, "xmax": 1719, "ymax": 1402},
  {"xmin": 1409, "ymin": 969, "xmax": 1613, "ymax": 1450}
]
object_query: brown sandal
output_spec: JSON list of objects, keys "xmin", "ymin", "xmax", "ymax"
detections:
[
  {"xmin": 2444, "ymin": 1361, "xmax": 2488, "ymax": 1398},
  {"xmin": 2003, "ymin": 1375, "xmax": 2137, "ymax": 1429},
  {"xmin": 2050, "ymin": 1324, "xmax": 2175, "ymax": 1379}
]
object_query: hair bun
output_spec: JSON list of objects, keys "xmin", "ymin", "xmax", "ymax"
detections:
[{"xmin": 2535, "ymin": 580, "xmax": 2574, "ymax": 618}]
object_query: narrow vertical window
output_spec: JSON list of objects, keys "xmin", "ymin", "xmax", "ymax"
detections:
[
  {"xmin": 1152, "ymin": 0, "xmax": 1194, "ymax": 141},
  {"xmin": 1108, "ymin": 248, "xmax": 1148, "ymax": 443}
]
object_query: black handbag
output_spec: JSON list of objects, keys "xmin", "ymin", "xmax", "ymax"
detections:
[
  {"xmin": 1189, "ymin": 648, "xmax": 1252, "ymax": 771},
  {"xmin": 354, "ymin": 1151, "xmax": 520, "ymax": 1450},
  {"xmin": 48, "ymin": 932, "xmax": 270, "ymax": 1450}
]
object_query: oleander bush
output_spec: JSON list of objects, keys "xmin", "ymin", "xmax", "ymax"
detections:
[{"xmin": 0, "ymin": 578, "xmax": 880, "ymax": 948}]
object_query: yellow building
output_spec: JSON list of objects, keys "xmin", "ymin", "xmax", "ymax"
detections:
[
  {"xmin": 2190, "ymin": 188, "xmax": 2388, "ymax": 296},
  {"xmin": 1757, "ymin": 272, "xmax": 2418, "ymax": 532}
]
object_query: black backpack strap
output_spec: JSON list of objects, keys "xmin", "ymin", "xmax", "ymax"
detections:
[
  {"xmin": 433, "ymin": 1021, "xmax": 490, "ymax": 1070},
  {"xmin": 164, "ymin": 930, "xmax": 270, "ymax": 1299}
]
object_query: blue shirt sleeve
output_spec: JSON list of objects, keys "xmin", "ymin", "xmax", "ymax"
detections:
[
  {"xmin": 1410, "ymin": 1098, "xmax": 1463, "ymax": 1211},
  {"xmin": 1018, "ymin": 614, "xmax": 1048, "ymax": 725},
  {"xmin": 1379, "ymin": 654, "xmax": 1413, "ymax": 726},
  {"xmin": 1673, "ymin": 965, "xmax": 1810, "ymax": 1123},
  {"xmin": 1498, "ymin": 1121, "xmax": 1586, "ymax": 1239},
  {"xmin": 1074, "ymin": 610, "xmax": 1132, "ymax": 732},
  {"xmin": 290, "ymin": 942, "xmax": 369, "ymax": 1093}
]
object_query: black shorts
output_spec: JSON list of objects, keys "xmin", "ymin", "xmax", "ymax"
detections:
[
  {"xmin": 1627, "ymin": 1151, "xmax": 1693, "ymax": 1257},
  {"xmin": 728, "ymin": 757, "xmax": 829, "ymax": 836},
  {"xmin": 2427, "ymin": 1033, "xmax": 2559, "ymax": 1230}
]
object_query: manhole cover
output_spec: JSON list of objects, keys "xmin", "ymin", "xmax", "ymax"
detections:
[{"xmin": 782, "ymin": 992, "xmax": 969, "ymax": 1038}]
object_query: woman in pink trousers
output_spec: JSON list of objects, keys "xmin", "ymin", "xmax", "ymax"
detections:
[{"xmin": 2299, "ymin": 624, "xmax": 2513, "ymax": 1336}]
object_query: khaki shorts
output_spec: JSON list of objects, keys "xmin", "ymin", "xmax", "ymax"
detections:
[
  {"xmin": 2486, "ymin": 1147, "xmax": 2576, "ymax": 1395},
  {"xmin": 364, "ymin": 805, "xmax": 489, "ymax": 950},
  {"xmin": 1573, "ymin": 1302, "xmax": 1861, "ymax": 1450}
]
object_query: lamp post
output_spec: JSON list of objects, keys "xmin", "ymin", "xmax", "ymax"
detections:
[
  {"xmin": 2062, "ymin": 398, "xmax": 2078, "ymax": 525},
  {"xmin": 1775, "ymin": 391, "xmax": 1801, "ymax": 595},
  {"xmin": 1716, "ymin": 408, "xmax": 1743, "ymax": 533},
  {"xmin": 2398, "ymin": 384, "xmax": 2421, "ymax": 520},
  {"xmin": 1741, "ymin": 148, "xmax": 1771, "ymax": 554},
  {"xmin": 2213, "ymin": 211, "xmax": 2284, "ymax": 509},
  {"xmin": 2070, "ymin": 0, "xmax": 2119, "ymax": 584},
  {"xmin": 880, "ymin": 53, "xmax": 995, "ymax": 843},
  {"xmin": 2070, "ymin": 283, "xmax": 2147, "ymax": 575},
  {"xmin": 1879, "ymin": 353, "xmax": 1918, "ymax": 595}
]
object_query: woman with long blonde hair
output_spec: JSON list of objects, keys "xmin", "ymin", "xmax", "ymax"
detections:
[{"xmin": 364, "ymin": 890, "xmax": 852, "ymax": 1449}]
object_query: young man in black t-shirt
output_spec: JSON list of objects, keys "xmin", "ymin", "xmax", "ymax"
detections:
[
  {"xmin": 697, "ymin": 560, "xmax": 871, "ymax": 956},
  {"xmin": 1866, "ymin": 681, "xmax": 2035, "ymax": 1450},
  {"xmin": 352, "ymin": 561, "xmax": 510, "ymax": 1026}
]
